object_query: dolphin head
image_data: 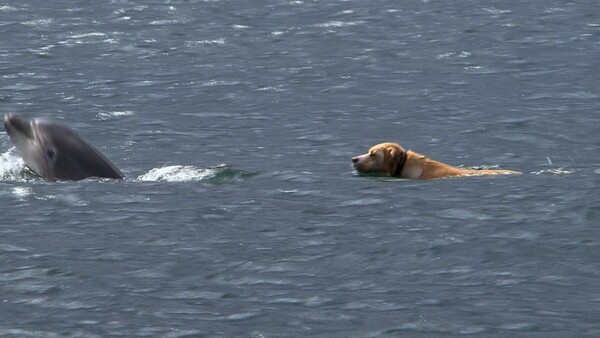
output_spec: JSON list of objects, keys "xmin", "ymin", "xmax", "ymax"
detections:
[{"xmin": 4, "ymin": 114, "xmax": 123, "ymax": 180}]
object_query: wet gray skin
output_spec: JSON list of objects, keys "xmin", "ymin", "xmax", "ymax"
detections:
[{"xmin": 3, "ymin": 114, "xmax": 123, "ymax": 181}]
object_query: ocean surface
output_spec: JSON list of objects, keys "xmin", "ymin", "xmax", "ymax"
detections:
[{"xmin": 1, "ymin": 0, "xmax": 599, "ymax": 337}]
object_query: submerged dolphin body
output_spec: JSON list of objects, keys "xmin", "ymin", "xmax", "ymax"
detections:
[{"xmin": 3, "ymin": 114, "xmax": 123, "ymax": 181}]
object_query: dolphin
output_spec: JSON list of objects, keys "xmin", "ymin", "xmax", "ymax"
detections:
[{"xmin": 3, "ymin": 114, "xmax": 123, "ymax": 181}]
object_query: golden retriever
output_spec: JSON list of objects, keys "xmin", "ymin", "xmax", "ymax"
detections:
[{"xmin": 352, "ymin": 142, "xmax": 520, "ymax": 180}]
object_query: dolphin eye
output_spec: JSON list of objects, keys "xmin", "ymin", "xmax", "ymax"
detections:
[{"xmin": 46, "ymin": 149, "xmax": 56, "ymax": 159}]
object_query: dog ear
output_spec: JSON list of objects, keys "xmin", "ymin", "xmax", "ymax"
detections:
[
  {"xmin": 385, "ymin": 147, "xmax": 396, "ymax": 159},
  {"xmin": 382, "ymin": 146, "xmax": 398, "ymax": 175}
]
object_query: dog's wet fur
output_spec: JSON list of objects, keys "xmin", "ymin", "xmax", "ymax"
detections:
[{"xmin": 352, "ymin": 142, "xmax": 520, "ymax": 180}]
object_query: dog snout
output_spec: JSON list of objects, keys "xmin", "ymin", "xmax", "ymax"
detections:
[{"xmin": 352, "ymin": 154, "xmax": 366, "ymax": 166}]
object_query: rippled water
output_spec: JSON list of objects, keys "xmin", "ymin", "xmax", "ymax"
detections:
[{"xmin": 1, "ymin": 1, "xmax": 599, "ymax": 337}]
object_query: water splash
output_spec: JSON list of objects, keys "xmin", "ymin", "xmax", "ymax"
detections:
[
  {"xmin": 95, "ymin": 110, "xmax": 136, "ymax": 121},
  {"xmin": 531, "ymin": 168, "xmax": 574, "ymax": 175},
  {"xmin": 138, "ymin": 165, "xmax": 221, "ymax": 182},
  {"xmin": 0, "ymin": 148, "xmax": 27, "ymax": 180},
  {"xmin": 137, "ymin": 164, "xmax": 250, "ymax": 183}
]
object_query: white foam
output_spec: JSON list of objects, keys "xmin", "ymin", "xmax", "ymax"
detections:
[
  {"xmin": 0, "ymin": 5, "xmax": 19, "ymax": 12},
  {"xmin": 95, "ymin": 110, "xmax": 136, "ymax": 121},
  {"xmin": 137, "ymin": 165, "xmax": 225, "ymax": 182},
  {"xmin": 185, "ymin": 38, "xmax": 225, "ymax": 46},
  {"xmin": 21, "ymin": 18, "xmax": 53, "ymax": 26},
  {"xmin": 531, "ymin": 168, "xmax": 574, "ymax": 175},
  {"xmin": 315, "ymin": 20, "xmax": 365, "ymax": 28},
  {"xmin": 68, "ymin": 32, "xmax": 106, "ymax": 39},
  {"xmin": 0, "ymin": 148, "xmax": 26, "ymax": 180}
]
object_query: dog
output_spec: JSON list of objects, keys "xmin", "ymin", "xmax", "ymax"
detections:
[{"xmin": 352, "ymin": 142, "xmax": 520, "ymax": 180}]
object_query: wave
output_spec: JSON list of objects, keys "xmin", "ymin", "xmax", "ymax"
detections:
[
  {"xmin": 137, "ymin": 164, "xmax": 252, "ymax": 183},
  {"xmin": 0, "ymin": 148, "xmax": 29, "ymax": 181},
  {"xmin": 531, "ymin": 168, "xmax": 575, "ymax": 175}
]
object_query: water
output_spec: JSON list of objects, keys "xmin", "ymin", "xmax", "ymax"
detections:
[{"xmin": 1, "ymin": 0, "xmax": 599, "ymax": 336}]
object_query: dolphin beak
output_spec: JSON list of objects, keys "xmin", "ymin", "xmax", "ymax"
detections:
[
  {"xmin": 4, "ymin": 114, "xmax": 34, "ymax": 139},
  {"xmin": 3, "ymin": 114, "xmax": 11, "ymax": 131}
]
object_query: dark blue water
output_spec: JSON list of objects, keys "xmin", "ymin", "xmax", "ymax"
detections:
[{"xmin": 1, "ymin": 1, "xmax": 599, "ymax": 336}]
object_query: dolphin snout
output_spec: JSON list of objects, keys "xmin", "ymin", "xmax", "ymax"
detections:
[
  {"xmin": 4, "ymin": 114, "xmax": 34, "ymax": 139},
  {"xmin": 4, "ymin": 114, "xmax": 12, "ymax": 127},
  {"xmin": 3, "ymin": 114, "xmax": 14, "ymax": 133}
]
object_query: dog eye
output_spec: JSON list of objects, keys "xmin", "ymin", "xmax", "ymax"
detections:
[{"xmin": 369, "ymin": 153, "xmax": 375, "ymax": 157}]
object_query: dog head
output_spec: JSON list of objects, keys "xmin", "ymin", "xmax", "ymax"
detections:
[{"xmin": 352, "ymin": 142, "xmax": 404, "ymax": 176}]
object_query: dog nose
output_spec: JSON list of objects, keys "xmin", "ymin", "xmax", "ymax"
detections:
[{"xmin": 352, "ymin": 157, "xmax": 359, "ymax": 164}]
